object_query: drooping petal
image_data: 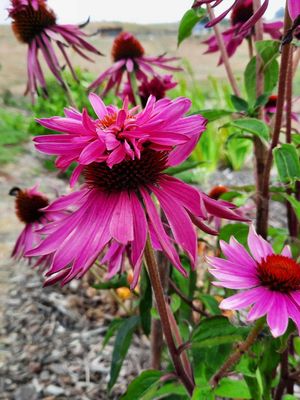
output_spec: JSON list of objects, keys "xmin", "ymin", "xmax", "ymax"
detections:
[
  {"xmin": 266, "ymin": 293, "xmax": 289, "ymax": 337},
  {"xmin": 220, "ymin": 287, "xmax": 265, "ymax": 310},
  {"xmin": 109, "ymin": 191, "xmax": 134, "ymax": 244}
]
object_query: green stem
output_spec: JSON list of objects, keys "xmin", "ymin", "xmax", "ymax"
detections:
[
  {"xmin": 144, "ymin": 236, "xmax": 195, "ymax": 396},
  {"xmin": 210, "ymin": 319, "xmax": 265, "ymax": 388}
]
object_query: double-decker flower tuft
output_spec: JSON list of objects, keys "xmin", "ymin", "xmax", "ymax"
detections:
[{"xmin": 27, "ymin": 94, "xmax": 246, "ymax": 287}]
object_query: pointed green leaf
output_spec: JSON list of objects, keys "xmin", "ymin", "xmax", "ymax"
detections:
[
  {"xmin": 109, "ymin": 316, "xmax": 140, "ymax": 390},
  {"xmin": 273, "ymin": 143, "xmax": 300, "ymax": 184},
  {"xmin": 121, "ymin": 370, "xmax": 164, "ymax": 400},
  {"xmin": 178, "ymin": 8, "xmax": 206, "ymax": 46}
]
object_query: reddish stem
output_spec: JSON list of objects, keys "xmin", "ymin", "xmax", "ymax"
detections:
[
  {"xmin": 144, "ymin": 237, "xmax": 195, "ymax": 395},
  {"xmin": 207, "ymin": 5, "xmax": 241, "ymax": 97},
  {"xmin": 260, "ymin": 7, "xmax": 292, "ymax": 238}
]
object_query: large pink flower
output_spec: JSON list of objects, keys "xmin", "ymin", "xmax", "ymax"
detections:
[
  {"xmin": 88, "ymin": 32, "xmax": 181, "ymax": 103},
  {"xmin": 8, "ymin": 0, "xmax": 101, "ymax": 100},
  {"xmin": 288, "ymin": 0, "xmax": 300, "ymax": 21},
  {"xmin": 203, "ymin": 0, "xmax": 283, "ymax": 64},
  {"xmin": 28, "ymin": 95, "xmax": 245, "ymax": 287},
  {"xmin": 207, "ymin": 226, "xmax": 300, "ymax": 337}
]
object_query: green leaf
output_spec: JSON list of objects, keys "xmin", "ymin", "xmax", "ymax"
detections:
[
  {"xmin": 219, "ymin": 223, "xmax": 249, "ymax": 249},
  {"xmin": 230, "ymin": 95, "xmax": 249, "ymax": 112},
  {"xmin": 93, "ymin": 274, "xmax": 128, "ymax": 289},
  {"xmin": 273, "ymin": 143, "xmax": 300, "ymax": 184},
  {"xmin": 139, "ymin": 267, "xmax": 152, "ymax": 336},
  {"xmin": 214, "ymin": 378, "xmax": 252, "ymax": 399},
  {"xmin": 283, "ymin": 194, "xmax": 300, "ymax": 220},
  {"xmin": 294, "ymin": 337, "xmax": 300, "ymax": 355},
  {"xmin": 101, "ymin": 318, "xmax": 123, "ymax": 350},
  {"xmin": 244, "ymin": 375, "xmax": 262, "ymax": 400},
  {"xmin": 198, "ymin": 294, "xmax": 221, "ymax": 316},
  {"xmin": 165, "ymin": 160, "xmax": 204, "ymax": 176},
  {"xmin": 109, "ymin": 316, "xmax": 140, "ymax": 390},
  {"xmin": 178, "ymin": 8, "xmax": 206, "ymax": 46},
  {"xmin": 244, "ymin": 40, "xmax": 280, "ymax": 105},
  {"xmin": 121, "ymin": 370, "xmax": 164, "ymax": 400},
  {"xmin": 192, "ymin": 316, "xmax": 249, "ymax": 348},
  {"xmin": 228, "ymin": 118, "xmax": 269, "ymax": 142},
  {"xmin": 155, "ymin": 382, "xmax": 188, "ymax": 398},
  {"xmin": 192, "ymin": 386, "xmax": 215, "ymax": 400},
  {"xmin": 283, "ymin": 396, "xmax": 299, "ymax": 400},
  {"xmin": 254, "ymin": 93, "xmax": 269, "ymax": 109},
  {"xmin": 194, "ymin": 109, "xmax": 233, "ymax": 122}
]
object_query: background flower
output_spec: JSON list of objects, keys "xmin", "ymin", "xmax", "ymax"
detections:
[
  {"xmin": 88, "ymin": 32, "xmax": 181, "ymax": 103},
  {"xmin": 203, "ymin": 0, "xmax": 282, "ymax": 64},
  {"xmin": 8, "ymin": 0, "xmax": 101, "ymax": 100},
  {"xmin": 207, "ymin": 225, "xmax": 300, "ymax": 337}
]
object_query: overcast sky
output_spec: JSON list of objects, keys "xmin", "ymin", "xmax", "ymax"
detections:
[{"xmin": 0, "ymin": 0, "xmax": 285, "ymax": 25}]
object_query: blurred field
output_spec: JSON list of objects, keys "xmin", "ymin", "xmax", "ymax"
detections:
[{"xmin": 0, "ymin": 22, "xmax": 249, "ymax": 96}]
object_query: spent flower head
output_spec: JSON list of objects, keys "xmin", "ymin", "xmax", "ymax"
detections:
[
  {"xmin": 88, "ymin": 32, "xmax": 181, "ymax": 103},
  {"xmin": 8, "ymin": 0, "xmax": 101, "ymax": 100}
]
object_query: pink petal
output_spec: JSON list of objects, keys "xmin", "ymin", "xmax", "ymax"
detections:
[
  {"xmin": 130, "ymin": 193, "xmax": 147, "ymax": 288},
  {"xmin": 89, "ymin": 93, "xmax": 107, "ymax": 119},
  {"xmin": 220, "ymin": 287, "xmax": 265, "ymax": 310},
  {"xmin": 109, "ymin": 191, "xmax": 134, "ymax": 244},
  {"xmin": 266, "ymin": 293, "xmax": 289, "ymax": 337},
  {"xmin": 247, "ymin": 225, "xmax": 273, "ymax": 262}
]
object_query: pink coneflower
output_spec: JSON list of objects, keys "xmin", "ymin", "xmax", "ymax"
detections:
[
  {"xmin": 207, "ymin": 225, "xmax": 300, "ymax": 337},
  {"xmin": 27, "ymin": 94, "xmax": 245, "ymax": 287},
  {"xmin": 10, "ymin": 185, "xmax": 49, "ymax": 260},
  {"xmin": 8, "ymin": 0, "xmax": 101, "ymax": 100},
  {"xmin": 88, "ymin": 32, "xmax": 181, "ymax": 103},
  {"xmin": 192, "ymin": 0, "xmax": 269, "ymax": 30},
  {"xmin": 203, "ymin": 0, "xmax": 282, "ymax": 64},
  {"xmin": 264, "ymin": 94, "xmax": 299, "ymax": 123}
]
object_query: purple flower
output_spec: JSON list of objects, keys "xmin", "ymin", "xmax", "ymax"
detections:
[
  {"xmin": 203, "ymin": 0, "xmax": 283, "ymax": 64},
  {"xmin": 8, "ymin": 0, "xmax": 101, "ymax": 100},
  {"xmin": 288, "ymin": 0, "xmax": 300, "ymax": 21},
  {"xmin": 207, "ymin": 225, "xmax": 300, "ymax": 337},
  {"xmin": 88, "ymin": 32, "xmax": 181, "ymax": 102},
  {"xmin": 264, "ymin": 94, "xmax": 299, "ymax": 123},
  {"xmin": 27, "ymin": 95, "xmax": 245, "ymax": 287}
]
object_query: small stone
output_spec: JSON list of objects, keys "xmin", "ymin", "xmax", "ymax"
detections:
[
  {"xmin": 44, "ymin": 384, "xmax": 64, "ymax": 396},
  {"xmin": 14, "ymin": 384, "xmax": 38, "ymax": 400}
]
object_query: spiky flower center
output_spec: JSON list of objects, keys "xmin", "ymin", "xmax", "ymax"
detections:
[
  {"xmin": 11, "ymin": 0, "xmax": 56, "ymax": 44},
  {"xmin": 257, "ymin": 254, "xmax": 300, "ymax": 292},
  {"xmin": 15, "ymin": 190, "xmax": 49, "ymax": 224},
  {"xmin": 112, "ymin": 32, "xmax": 145, "ymax": 62},
  {"xmin": 265, "ymin": 95, "xmax": 277, "ymax": 109},
  {"xmin": 231, "ymin": 0, "xmax": 253, "ymax": 26},
  {"xmin": 83, "ymin": 149, "xmax": 168, "ymax": 192}
]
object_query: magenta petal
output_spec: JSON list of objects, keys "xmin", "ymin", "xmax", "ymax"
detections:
[
  {"xmin": 130, "ymin": 193, "xmax": 147, "ymax": 288},
  {"xmin": 266, "ymin": 293, "xmax": 289, "ymax": 337},
  {"xmin": 248, "ymin": 225, "xmax": 273, "ymax": 262},
  {"xmin": 247, "ymin": 288, "xmax": 274, "ymax": 321},
  {"xmin": 288, "ymin": 0, "xmax": 300, "ymax": 21},
  {"xmin": 220, "ymin": 287, "xmax": 265, "ymax": 310},
  {"xmin": 151, "ymin": 184, "xmax": 197, "ymax": 267},
  {"xmin": 109, "ymin": 191, "xmax": 134, "ymax": 244},
  {"xmin": 281, "ymin": 245, "xmax": 292, "ymax": 258},
  {"xmin": 141, "ymin": 187, "xmax": 187, "ymax": 277},
  {"xmin": 89, "ymin": 93, "xmax": 107, "ymax": 119}
]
